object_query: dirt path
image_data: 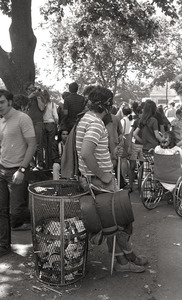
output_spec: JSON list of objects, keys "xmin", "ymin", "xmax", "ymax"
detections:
[{"xmin": 0, "ymin": 188, "xmax": 181, "ymax": 300}]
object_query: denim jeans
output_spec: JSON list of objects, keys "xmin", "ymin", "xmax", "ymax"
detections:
[
  {"xmin": 0, "ymin": 165, "xmax": 30, "ymax": 248},
  {"xmin": 43, "ymin": 122, "xmax": 57, "ymax": 169},
  {"xmin": 33, "ymin": 122, "xmax": 44, "ymax": 167}
]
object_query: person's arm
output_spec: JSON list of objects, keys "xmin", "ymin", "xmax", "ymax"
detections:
[
  {"xmin": 37, "ymin": 96, "xmax": 46, "ymax": 111},
  {"xmin": 159, "ymin": 124, "xmax": 165, "ymax": 134},
  {"xmin": 105, "ymin": 122, "xmax": 115, "ymax": 156},
  {"xmin": 28, "ymin": 90, "xmax": 46, "ymax": 111},
  {"xmin": 133, "ymin": 127, "xmax": 143, "ymax": 144},
  {"xmin": 19, "ymin": 137, "xmax": 37, "ymax": 167},
  {"xmin": 81, "ymin": 140, "xmax": 112, "ymax": 183},
  {"xmin": 154, "ymin": 130, "xmax": 164, "ymax": 143},
  {"xmin": 12, "ymin": 137, "xmax": 37, "ymax": 184}
]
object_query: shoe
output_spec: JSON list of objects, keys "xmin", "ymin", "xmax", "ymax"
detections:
[
  {"xmin": 12, "ymin": 223, "xmax": 31, "ymax": 231},
  {"xmin": 114, "ymin": 262, "xmax": 145, "ymax": 273},
  {"xmin": 132, "ymin": 255, "xmax": 148, "ymax": 266},
  {"xmin": 0, "ymin": 246, "xmax": 12, "ymax": 258}
]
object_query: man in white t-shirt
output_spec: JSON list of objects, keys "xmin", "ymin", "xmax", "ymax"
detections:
[
  {"xmin": 165, "ymin": 101, "xmax": 176, "ymax": 121},
  {"xmin": 0, "ymin": 89, "xmax": 36, "ymax": 257}
]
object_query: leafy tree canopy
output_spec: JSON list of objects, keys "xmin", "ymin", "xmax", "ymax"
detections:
[{"xmin": 41, "ymin": 0, "xmax": 182, "ymax": 96}]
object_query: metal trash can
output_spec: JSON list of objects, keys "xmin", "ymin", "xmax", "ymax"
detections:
[{"xmin": 28, "ymin": 179, "xmax": 88, "ymax": 286}]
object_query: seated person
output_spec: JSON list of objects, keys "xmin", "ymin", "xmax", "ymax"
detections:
[
  {"xmin": 154, "ymin": 131, "xmax": 182, "ymax": 192},
  {"xmin": 52, "ymin": 128, "xmax": 68, "ymax": 180}
]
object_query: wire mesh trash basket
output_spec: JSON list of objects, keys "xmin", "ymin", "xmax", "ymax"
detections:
[{"xmin": 28, "ymin": 179, "xmax": 88, "ymax": 286}]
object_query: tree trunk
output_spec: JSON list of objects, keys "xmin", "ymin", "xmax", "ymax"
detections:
[{"xmin": 0, "ymin": 0, "xmax": 36, "ymax": 94}]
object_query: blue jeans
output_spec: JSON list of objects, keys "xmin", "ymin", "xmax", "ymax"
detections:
[
  {"xmin": 43, "ymin": 122, "xmax": 57, "ymax": 169},
  {"xmin": 0, "ymin": 165, "xmax": 30, "ymax": 248},
  {"xmin": 33, "ymin": 122, "xmax": 44, "ymax": 167}
]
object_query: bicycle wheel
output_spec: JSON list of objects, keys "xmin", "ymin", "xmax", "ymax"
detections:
[
  {"xmin": 141, "ymin": 173, "xmax": 163, "ymax": 210},
  {"xmin": 173, "ymin": 176, "xmax": 182, "ymax": 217}
]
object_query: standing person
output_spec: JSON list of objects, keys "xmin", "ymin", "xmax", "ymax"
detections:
[
  {"xmin": 43, "ymin": 91, "xmax": 58, "ymax": 169},
  {"xmin": 0, "ymin": 89, "xmax": 36, "ymax": 257},
  {"xmin": 128, "ymin": 105, "xmax": 144, "ymax": 193},
  {"xmin": 120, "ymin": 107, "xmax": 133, "ymax": 184},
  {"xmin": 165, "ymin": 101, "xmax": 176, "ymax": 121},
  {"xmin": 63, "ymin": 82, "xmax": 85, "ymax": 133},
  {"xmin": 57, "ymin": 91, "xmax": 70, "ymax": 131},
  {"xmin": 102, "ymin": 111, "xmax": 126, "ymax": 188},
  {"xmin": 134, "ymin": 100, "xmax": 164, "ymax": 152},
  {"xmin": 25, "ymin": 82, "xmax": 46, "ymax": 170},
  {"xmin": 133, "ymin": 100, "xmax": 164, "ymax": 181},
  {"xmin": 76, "ymin": 85, "xmax": 147, "ymax": 273}
]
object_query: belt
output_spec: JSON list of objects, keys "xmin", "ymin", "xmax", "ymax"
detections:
[{"xmin": 0, "ymin": 164, "xmax": 19, "ymax": 170}]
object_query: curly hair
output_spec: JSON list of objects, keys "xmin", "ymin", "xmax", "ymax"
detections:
[
  {"xmin": 13, "ymin": 94, "xmax": 29, "ymax": 110},
  {"xmin": 87, "ymin": 85, "xmax": 113, "ymax": 113},
  {"xmin": 161, "ymin": 131, "xmax": 177, "ymax": 149}
]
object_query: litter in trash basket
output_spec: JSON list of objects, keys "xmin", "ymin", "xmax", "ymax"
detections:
[
  {"xmin": 34, "ymin": 217, "xmax": 87, "ymax": 284},
  {"xmin": 29, "ymin": 180, "xmax": 88, "ymax": 286}
]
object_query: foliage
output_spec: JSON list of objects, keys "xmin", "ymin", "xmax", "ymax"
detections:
[
  {"xmin": 170, "ymin": 74, "xmax": 182, "ymax": 95},
  {"xmin": 170, "ymin": 80, "xmax": 182, "ymax": 95},
  {"xmin": 41, "ymin": 0, "xmax": 181, "ymax": 96},
  {"xmin": 0, "ymin": 0, "xmax": 11, "ymax": 16}
]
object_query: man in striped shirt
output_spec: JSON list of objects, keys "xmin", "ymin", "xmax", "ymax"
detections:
[{"xmin": 76, "ymin": 86, "xmax": 147, "ymax": 273}]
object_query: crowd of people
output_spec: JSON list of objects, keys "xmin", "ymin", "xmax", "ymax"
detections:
[{"xmin": 0, "ymin": 82, "xmax": 182, "ymax": 275}]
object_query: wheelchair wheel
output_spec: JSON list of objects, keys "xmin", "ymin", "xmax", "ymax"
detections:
[
  {"xmin": 141, "ymin": 173, "xmax": 163, "ymax": 210},
  {"xmin": 173, "ymin": 176, "xmax": 182, "ymax": 217}
]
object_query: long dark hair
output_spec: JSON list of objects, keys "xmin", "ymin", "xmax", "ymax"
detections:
[{"xmin": 140, "ymin": 100, "xmax": 156, "ymax": 126}]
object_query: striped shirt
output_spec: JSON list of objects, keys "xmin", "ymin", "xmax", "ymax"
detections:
[{"xmin": 76, "ymin": 111, "xmax": 113, "ymax": 176}]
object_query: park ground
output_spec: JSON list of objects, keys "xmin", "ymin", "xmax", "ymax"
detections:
[{"xmin": 0, "ymin": 186, "xmax": 182, "ymax": 300}]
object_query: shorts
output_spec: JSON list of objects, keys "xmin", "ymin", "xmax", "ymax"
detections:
[{"xmin": 129, "ymin": 143, "xmax": 144, "ymax": 161}]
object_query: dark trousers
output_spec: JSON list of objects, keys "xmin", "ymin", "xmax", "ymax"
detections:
[
  {"xmin": 0, "ymin": 165, "xmax": 30, "ymax": 248},
  {"xmin": 43, "ymin": 122, "xmax": 57, "ymax": 169},
  {"xmin": 33, "ymin": 122, "xmax": 44, "ymax": 167}
]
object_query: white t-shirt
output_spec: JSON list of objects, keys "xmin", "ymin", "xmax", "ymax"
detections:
[{"xmin": 121, "ymin": 116, "xmax": 133, "ymax": 135}]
